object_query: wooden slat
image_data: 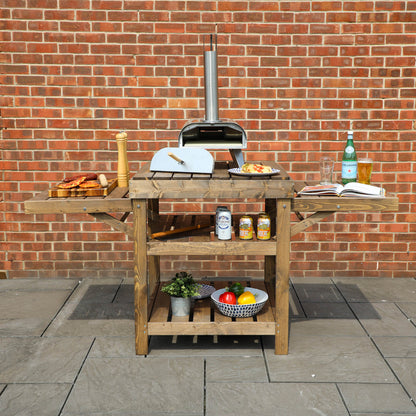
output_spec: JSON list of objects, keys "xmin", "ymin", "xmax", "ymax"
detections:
[
  {"xmin": 214, "ymin": 309, "xmax": 233, "ymax": 323},
  {"xmin": 275, "ymin": 198, "xmax": 291, "ymax": 355},
  {"xmin": 149, "ymin": 289, "xmax": 170, "ymax": 323},
  {"xmin": 148, "ymin": 321, "xmax": 275, "ymax": 336},
  {"xmin": 211, "ymin": 161, "xmax": 231, "ymax": 179},
  {"xmin": 134, "ymin": 199, "xmax": 149, "ymax": 355},
  {"xmin": 292, "ymin": 196, "xmax": 398, "ymax": 212},
  {"xmin": 106, "ymin": 186, "xmax": 129, "ymax": 199},
  {"xmin": 25, "ymin": 194, "xmax": 131, "ymax": 214},
  {"xmin": 192, "ymin": 298, "xmax": 211, "ymax": 323},
  {"xmin": 130, "ymin": 176, "xmax": 294, "ymax": 199},
  {"xmin": 147, "ymin": 240, "xmax": 277, "ymax": 256}
]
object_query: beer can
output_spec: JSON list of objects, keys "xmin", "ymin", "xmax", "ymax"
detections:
[
  {"xmin": 215, "ymin": 206, "xmax": 228, "ymax": 235},
  {"xmin": 239, "ymin": 215, "xmax": 253, "ymax": 240},
  {"xmin": 217, "ymin": 208, "xmax": 232, "ymax": 240},
  {"xmin": 257, "ymin": 212, "xmax": 271, "ymax": 240}
]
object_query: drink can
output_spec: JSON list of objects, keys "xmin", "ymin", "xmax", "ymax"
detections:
[
  {"xmin": 215, "ymin": 206, "xmax": 228, "ymax": 235},
  {"xmin": 239, "ymin": 215, "xmax": 253, "ymax": 240},
  {"xmin": 257, "ymin": 213, "xmax": 271, "ymax": 240},
  {"xmin": 217, "ymin": 208, "xmax": 232, "ymax": 240}
]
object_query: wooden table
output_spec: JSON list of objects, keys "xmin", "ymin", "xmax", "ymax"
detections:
[{"xmin": 25, "ymin": 162, "xmax": 398, "ymax": 355}]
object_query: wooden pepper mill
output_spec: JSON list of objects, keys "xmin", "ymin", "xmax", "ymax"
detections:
[{"xmin": 116, "ymin": 131, "xmax": 129, "ymax": 187}]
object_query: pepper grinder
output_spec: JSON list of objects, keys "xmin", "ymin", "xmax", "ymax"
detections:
[{"xmin": 116, "ymin": 131, "xmax": 129, "ymax": 187}]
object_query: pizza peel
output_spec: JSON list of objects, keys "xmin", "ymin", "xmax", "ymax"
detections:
[{"xmin": 150, "ymin": 147, "xmax": 214, "ymax": 174}]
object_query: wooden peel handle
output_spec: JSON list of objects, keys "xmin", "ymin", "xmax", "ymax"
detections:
[
  {"xmin": 151, "ymin": 224, "xmax": 210, "ymax": 239},
  {"xmin": 168, "ymin": 152, "xmax": 184, "ymax": 164},
  {"xmin": 116, "ymin": 131, "xmax": 129, "ymax": 187}
]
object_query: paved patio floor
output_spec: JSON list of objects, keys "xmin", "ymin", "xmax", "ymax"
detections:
[{"xmin": 0, "ymin": 277, "xmax": 415, "ymax": 416}]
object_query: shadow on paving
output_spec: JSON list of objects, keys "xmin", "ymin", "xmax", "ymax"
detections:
[
  {"xmin": 69, "ymin": 284, "xmax": 133, "ymax": 320},
  {"xmin": 68, "ymin": 282, "xmax": 381, "ymax": 321}
]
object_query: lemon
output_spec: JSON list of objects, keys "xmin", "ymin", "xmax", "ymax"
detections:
[{"xmin": 237, "ymin": 291, "xmax": 256, "ymax": 305}]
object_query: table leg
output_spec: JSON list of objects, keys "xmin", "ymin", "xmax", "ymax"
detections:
[
  {"xmin": 148, "ymin": 199, "xmax": 160, "ymax": 302},
  {"xmin": 275, "ymin": 198, "xmax": 291, "ymax": 354},
  {"xmin": 133, "ymin": 199, "xmax": 148, "ymax": 355},
  {"xmin": 264, "ymin": 198, "xmax": 276, "ymax": 306}
]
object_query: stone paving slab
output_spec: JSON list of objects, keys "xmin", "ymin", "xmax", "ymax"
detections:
[
  {"xmin": 333, "ymin": 277, "xmax": 416, "ymax": 303},
  {"xmin": 206, "ymin": 382, "xmax": 349, "ymax": 416},
  {"xmin": 44, "ymin": 278, "xmax": 134, "ymax": 337},
  {"xmin": 0, "ymin": 337, "xmax": 93, "ymax": 383},
  {"xmin": 0, "ymin": 290, "xmax": 74, "ymax": 336},
  {"xmin": 0, "ymin": 277, "xmax": 415, "ymax": 416},
  {"xmin": 264, "ymin": 334, "xmax": 397, "ymax": 383},
  {"xmin": 0, "ymin": 279, "xmax": 78, "ymax": 291},
  {"xmin": 351, "ymin": 302, "xmax": 416, "ymax": 337},
  {"xmin": 292, "ymin": 277, "xmax": 346, "ymax": 302},
  {"xmin": 205, "ymin": 356, "xmax": 268, "ymax": 382},
  {"xmin": 351, "ymin": 414, "xmax": 415, "ymax": 416},
  {"xmin": 397, "ymin": 302, "xmax": 416, "ymax": 319},
  {"xmin": 301, "ymin": 301, "xmax": 355, "ymax": 318},
  {"xmin": 289, "ymin": 318, "xmax": 367, "ymax": 337},
  {"xmin": 373, "ymin": 336, "xmax": 416, "ymax": 358},
  {"xmin": 387, "ymin": 358, "xmax": 416, "ymax": 401},
  {"xmin": 0, "ymin": 384, "xmax": 71, "ymax": 416},
  {"xmin": 338, "ymin": 383, "xmax": 416, "ymax": 414},
  {"xmin": 62, "ymin": 357, "xmax": 204, "ymax": 415}
]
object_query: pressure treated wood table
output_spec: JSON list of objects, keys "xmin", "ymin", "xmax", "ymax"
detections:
[{"xmin": 25, "ymin": 162, "xmax": 398, "ymax": 356}]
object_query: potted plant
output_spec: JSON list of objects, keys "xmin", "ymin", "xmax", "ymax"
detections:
[{"xmin": 161, "ymin": 272, "xmax": 200, "ymax": 316}]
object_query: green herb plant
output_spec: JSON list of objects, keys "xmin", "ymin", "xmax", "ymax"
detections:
[{"xmin": 161, "ymin": 272, "xmax": 200, "ymax": 298}]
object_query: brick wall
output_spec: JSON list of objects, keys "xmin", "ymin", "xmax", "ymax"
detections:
[{"xmin": 1, "ymin": 1, "xmax": 415, "ymax": 279}]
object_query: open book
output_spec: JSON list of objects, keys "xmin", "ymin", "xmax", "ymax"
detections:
[{"xmin": 298, "ymin": 182, "xmax": 386, "ymax": 198}]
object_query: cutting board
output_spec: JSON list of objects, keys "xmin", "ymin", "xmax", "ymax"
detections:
[{"xmin": 48, "ymin": 178, "xmax": 118, "ymax": 198}]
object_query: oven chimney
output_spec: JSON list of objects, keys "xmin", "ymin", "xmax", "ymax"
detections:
[
  {"xmin": 204, "ymin": 35, "xmax": 218, "ymax": 122},
  {"xmin": 178, "ymin": 35, "xmax": 247, "ymax": 168}
]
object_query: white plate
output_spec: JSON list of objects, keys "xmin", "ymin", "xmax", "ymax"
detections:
[
  {"xmin": 228, "ymin": 167, "xmax": 280, "ymax": 177},
  {"xmin": 193, "ymin": 284, "xmax": 215, "ymax": 300}
]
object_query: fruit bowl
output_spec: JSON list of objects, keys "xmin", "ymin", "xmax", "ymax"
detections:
[{"xmin": 210, "ymin": 287, "xmax": 268, "ymax": 318}]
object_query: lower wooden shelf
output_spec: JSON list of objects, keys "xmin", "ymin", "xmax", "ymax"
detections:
[{"xmin": 148, "ymin": 281, "xmax": 276, "ymax": 336}]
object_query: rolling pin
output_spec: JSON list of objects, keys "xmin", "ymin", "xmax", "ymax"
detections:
[{"xmin": 116, "ymin": 131, "xmax": 129, "ymax": 187}]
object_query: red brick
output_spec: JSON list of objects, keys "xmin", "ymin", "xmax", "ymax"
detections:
[{"xmin": 2, "ymin": 0, "xmax": 415, "ymax": 280}]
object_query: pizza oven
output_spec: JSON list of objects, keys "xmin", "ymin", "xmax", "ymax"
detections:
[{"xmin": 178, "ymin": 35, "xmax": 247, "ymax": 167}]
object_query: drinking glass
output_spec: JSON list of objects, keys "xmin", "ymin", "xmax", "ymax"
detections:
[
  {"xmin": 357, "ymin": 158, "xmax": 373, "ymax": 184},
  {"xmin": 319, "ymin": 156, "xmax": 334, "ymax": 185}
]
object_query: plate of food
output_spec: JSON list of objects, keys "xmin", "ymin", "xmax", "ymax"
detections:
[{"xmin": 228, "ymin": 163, "xmax": 280, "ymax": 177}]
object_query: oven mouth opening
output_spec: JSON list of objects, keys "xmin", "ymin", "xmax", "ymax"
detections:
[{"xmin": 180, "ymin": 123, "xmax": 245, "ymax": 149}]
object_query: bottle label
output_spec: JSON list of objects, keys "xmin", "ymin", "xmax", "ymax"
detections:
[
  {"xmin": 345, "ymin": 145, "xmax": 354, "ymax": 153},
  {"xmin": 342, "ymin": 161, "xmax": 357, "ymax": 179}
]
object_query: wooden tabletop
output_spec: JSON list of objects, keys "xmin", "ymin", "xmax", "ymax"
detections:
[
  {"xmin": 129, "ymin": 161, "xmax": 295, "ymax": 200},
  {"xmin": 24, "ymin": 163, "xmax": 398, "ymax": 216}
]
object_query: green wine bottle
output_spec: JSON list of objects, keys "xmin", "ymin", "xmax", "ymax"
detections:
[{"xmin": 341, "ymin": 130, "xmax": 357, "ymax": 184}]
